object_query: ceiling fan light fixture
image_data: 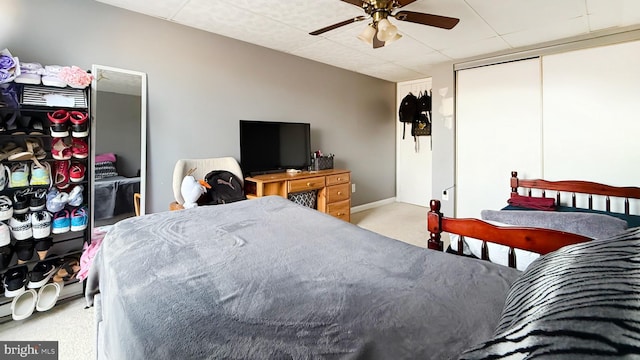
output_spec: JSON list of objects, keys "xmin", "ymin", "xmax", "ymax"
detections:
[
  {"xmin": 357, "ymin": 24, "xmax": 376, "ymax": 44},
  {"xmin": 376, "ymin": 18, "xmax": 398, "ymax": 42},
  {"xmin": 385, "ymin": 32, "xmax": 402, "ymax": 45}
]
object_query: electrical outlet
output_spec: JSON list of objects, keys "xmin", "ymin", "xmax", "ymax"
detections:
[
  {"xmin": 352, "ymin": 183, "xmax": 356, "ymax": 193},
  {"xmin": 442, "ymin": 190, "xmax": 449, "ymax": 201}
]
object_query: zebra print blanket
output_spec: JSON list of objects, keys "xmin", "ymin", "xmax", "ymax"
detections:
[{"xmin": 460, "ymin": 227, "xmax": 640, "ymax": 359}]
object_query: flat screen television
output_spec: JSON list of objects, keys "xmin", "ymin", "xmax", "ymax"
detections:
[{"xmin": 240, "ymin": 120, "xmax": 311, "ymax": 176}]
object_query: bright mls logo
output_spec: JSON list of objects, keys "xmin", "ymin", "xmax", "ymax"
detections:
[{"xmin": 1, "ymin": 341, "xmax": 58, "ymax": 359}]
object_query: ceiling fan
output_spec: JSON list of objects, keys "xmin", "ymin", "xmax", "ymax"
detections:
[{"xmin": 309, "ymin": 0, "xmax": 460, "ymax": 48}]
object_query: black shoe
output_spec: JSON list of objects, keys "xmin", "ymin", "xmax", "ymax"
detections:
[
  {"xmin": 27, "ymin": 117, "xmax": 45, "ymax": 135},
  {"xmin": 4, "ymin": 265, "xmax": 28, "ymax": 297},
  {"xmin": 27, "ymin": 260, "xmax": 57, "ymax": 289},
  {"xmin": 29, "ymin": 188, "xmax": 47, "ymax": 211},
  {"xmin": 0, "ymin": 244, "xmax": 13, "ymax": 270},
  {"xmin": 13, "ymin": 190, "xmax": 30, "ymax": 214}
]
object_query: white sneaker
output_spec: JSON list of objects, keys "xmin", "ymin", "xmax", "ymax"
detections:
[
  {"xmin": 0, "ymin": 223, "xmax": 10, "ymax": 247},
  {"xmin": 0, "ymin": 195, "xmax": 13, "ymax": 221},
  {"xmin": 67, "ymin": 185, "xmax": 83, "ymax": 207},
  {"xmin": 9, "ymin": 214, "xmax": 32, "ymax": 241},
  {"xmin": 32, "ymin": 211, "xmax": 51, "ymax": 239},
  {"xmin": 11, "ymin": 289, "xmax": 37, "ymax": 320}
]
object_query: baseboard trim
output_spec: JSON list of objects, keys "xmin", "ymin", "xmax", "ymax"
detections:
[{"xmin": 351, "ymin": 197, "xmax": 396, "ymax": 214}]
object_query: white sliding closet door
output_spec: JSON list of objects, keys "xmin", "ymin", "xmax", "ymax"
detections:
[
  {"xmin": 456, "ymin": 58, "xmax": 542, "ymax": 218},
  {"xmin": 543, "ymin": 40, "xmax": 640, "ymax": 203}
]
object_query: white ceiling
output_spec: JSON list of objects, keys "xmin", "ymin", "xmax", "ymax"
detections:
[{"xmin": 96, "ymin": 0, "xmax": 640, "ymax": 82}]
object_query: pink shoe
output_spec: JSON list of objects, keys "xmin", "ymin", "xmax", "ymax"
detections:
[
  {"xmin": 69, "ymin": 162, "xmax": 85, "ymax": 182},
  {"xmin": 54, "ymin": 160, "xmax": 70, "ymax": 189},
  {"xmin": 51, "ymin": 138, "xmax": 72, "ymax": 160},
  {"xmin": 71, "ymin": 138, "xmax": 88, "ymax": 159}
]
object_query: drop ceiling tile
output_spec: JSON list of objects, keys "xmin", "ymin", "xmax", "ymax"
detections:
[
  {"xmin": 97, "ymin": 0, "xmax": 186, "ymax": 19},
  {"xmin": 290, "ymin": 38, "xmax": 382, "ymax": 73},
  {"xmin": 501, "ymin": 16, "xmax": 590, "ymax": 48},
  {"xmin": 173, "ymin": 0, "xmax": 312, "ymax": 53},
  {"xmin": 226, "ymin": 0, "xmax": 364, "ymax": 34},
  {"xmin": 587, "ymin": 0, "xmax": 640, "ymax": 31},
  {"xmin": 397, "ymin": 1, "xmax": 497, "ymax": 51},
  {"xmin": 438, "ymin": 35, "xmax": 510, "ymax": 60},
  {"xmin": 359, "ymin": 63, "xmax": 425, "ymax": 82},
  {"xmin": 465, "ymin": 0, "xmax": 587, "ymax": 35},
  {"xmin": 392, "ymin": 51, "xmax": 453, "ymax": 72}
]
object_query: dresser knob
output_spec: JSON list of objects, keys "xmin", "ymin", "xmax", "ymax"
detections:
[
  {"xmin": 337, "ymin": 177, "xmax": 342, "ymax": 181},
  {"xmin": 337, "ymin": 191, "xmax": 342, "ymax": 195},
  {"xmin": 306, "ymin": 182, "xmax": 312, "ymax": 186}
]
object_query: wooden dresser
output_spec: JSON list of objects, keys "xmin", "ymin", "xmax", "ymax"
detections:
[{"xmin": 244, "ymin": 169, "xmax": 351, "ymax": 222}]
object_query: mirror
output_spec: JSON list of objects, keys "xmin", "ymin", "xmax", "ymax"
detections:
[{"xmin": 90, "ymin": 65, "xmax": 147, "ymax": 229}]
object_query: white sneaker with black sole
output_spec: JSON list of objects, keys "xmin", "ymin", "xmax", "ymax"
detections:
[
  {"xmin": 9, "ymin": 213, "xmax": 32, "ymax": 241},
  {"xmin": 32, "ymin": 211, "xmax": 52, "ymax": 239}
]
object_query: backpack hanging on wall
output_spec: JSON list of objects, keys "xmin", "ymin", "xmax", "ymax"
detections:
[
  {"xmin": 201, "ymin": 170, "xmax": 247, "ymax": 205},
  {"xmin": 399, "ymin": 92, "xmax": 418, "ymax": 139}
]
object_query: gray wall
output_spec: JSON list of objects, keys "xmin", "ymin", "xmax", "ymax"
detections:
[{"xmin": 3, "ymin": 0, "xmax": 396, "ymax": 213}]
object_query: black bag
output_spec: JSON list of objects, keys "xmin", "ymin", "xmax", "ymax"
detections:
[
  {"xmin": 202, "ymin": 170, "xmax": 247, "ymax": 205},
  {"xmin": 412, "ymin": 90, "xmax": 432, "ymax": 137},
  {"xmin": 399, "ymin": 92, "xmax": 418, "ymax": 139}
]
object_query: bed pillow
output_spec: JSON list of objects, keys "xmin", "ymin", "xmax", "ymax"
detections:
[
  {"xmin": 507, "ymin": 193, "xmax": 556, "ymax": 211},
  {"xmin": 459, "ymin": 227, "xmax": 640, "ymax": 359},
  {"xmin": 449, "ymin": 220, "xmax": 540, "ymax": 271},
  {"xmin": 95, "ymin": 160, "xmax": 118, "ymax": 180},
  {"xmin": 481, "ymin": 209, "xmax": 628, "ymax": 239}
]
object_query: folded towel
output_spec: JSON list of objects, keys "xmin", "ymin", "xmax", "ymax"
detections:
[{"xmin": 507, "ymin": 193, "xmax": 556, "ymax": 211}]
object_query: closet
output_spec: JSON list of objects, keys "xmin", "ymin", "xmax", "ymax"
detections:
[{"xmin": 456, "ymin": 39, "xmax": 640, "ymax": 219}]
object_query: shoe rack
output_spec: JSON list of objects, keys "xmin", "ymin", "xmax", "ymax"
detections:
[{"xmin": 0, "ymin": 82, "xmax": 91, "ymax": 322}]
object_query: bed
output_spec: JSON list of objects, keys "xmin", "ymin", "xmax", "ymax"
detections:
[
  {"xmin": 94, "ymin": 176, "xmax": 141, "ymax": 220},
  {"xmin": 86, "ymin": 174, "xmax": 640, "ymax": 359},
  {"xmin": 93, "ymin": 153, "xmax": 141, "ymax": 220},
  {"xmin": 428, "ymin": 171, "xmax": 640, "ymax": 269}
]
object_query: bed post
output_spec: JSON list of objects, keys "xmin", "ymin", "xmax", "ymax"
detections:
[
  {"xmin": 427, "ymin": 200, "xmax": 444, "ymax": 251},
  {"xmin": 510, "ymin": 171, "xmax": 519, "ymax": 195}
]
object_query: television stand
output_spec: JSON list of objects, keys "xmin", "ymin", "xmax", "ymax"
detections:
[
  {"xmin": 244, "ymin": 169, "xmax": 351, "ymax": 222},
  {"xmin": 248, "ymin": 168, "xmax": 286, "ymax": 177}
]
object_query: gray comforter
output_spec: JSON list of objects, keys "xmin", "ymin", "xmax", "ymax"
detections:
[{"xmin": 87, "ymin": 196, "xmax": 521, "ymax": 359}]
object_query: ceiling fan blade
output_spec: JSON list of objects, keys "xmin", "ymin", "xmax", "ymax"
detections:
[
  {"xmin": 309, "ymin": 16, "xmax": 366, "ymax": 35},
  {"xmin": 395, "ymin": 0, "xmax": 418, "ymax": 8},
  {"xmin": 340, "ymin": 0, "xmax": 365, "ymax": 7},
  {"xmin": 394, "ymin": 11, "xmax": 460, "ymax": 30}
]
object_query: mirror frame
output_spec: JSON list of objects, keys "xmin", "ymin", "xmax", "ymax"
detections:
[{"xmin": 90, "ymin": 64, "xmax": 147, "ymax": 230}]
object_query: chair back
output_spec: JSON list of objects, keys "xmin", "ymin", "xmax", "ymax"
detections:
[{"xmin": 172, "ymin": 157, "xmax": 243, "ymax": 205}]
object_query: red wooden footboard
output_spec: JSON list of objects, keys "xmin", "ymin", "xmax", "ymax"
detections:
[{"xmin": 427, "ymin": 199, "xmax": 592, "ymax": 268}]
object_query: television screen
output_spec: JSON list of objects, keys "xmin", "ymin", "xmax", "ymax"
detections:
[{"xmin": 240, "ymin": 120, "xmax": 311, "ymax": 176}]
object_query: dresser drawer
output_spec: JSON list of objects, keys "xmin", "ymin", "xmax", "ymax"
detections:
[
  {"xmin": 326, "ymin": 172, "xmax": 350, "ymax": 186},
  {"xmin": 288, "ymin": 176, "xmax": 325, "ymax": 193},
  {"xmin": 327, "ymin": 199, "xmax": 350, "ymax": 221},
  {"xmin": 326, "ymin": 183, "xmax": 350, "ymax": 203}
]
